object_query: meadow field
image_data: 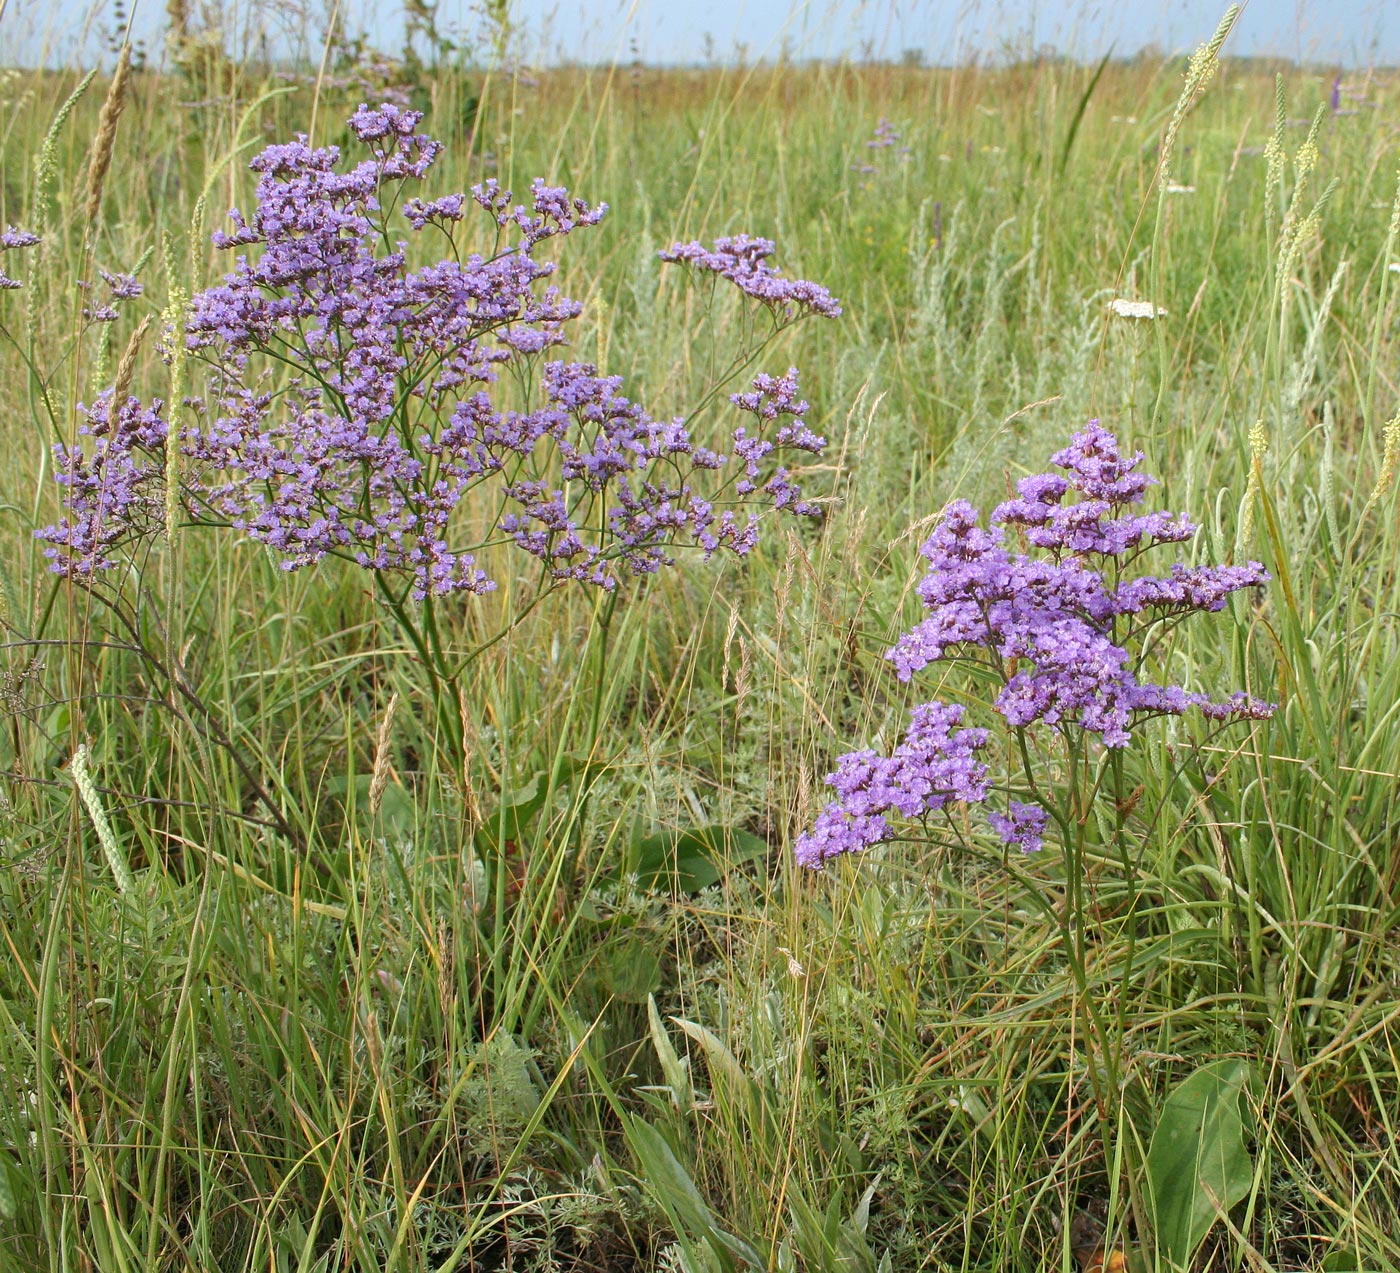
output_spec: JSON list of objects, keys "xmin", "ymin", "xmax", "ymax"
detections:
[{"xmin": 2, "ymin": 15, "xmax": 1400, "ymax": 1270}]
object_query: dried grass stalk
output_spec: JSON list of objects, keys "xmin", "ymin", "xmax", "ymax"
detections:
[
  {"xmin": 112, "ymin": 314, "xmax": 151, "ymax": 406},
  {"xmin": 368, "ymin": 692, "xmax": 400, "ymax": 817},
  {"xmin": 84, "ymin": 43, "xmax": 132, "ymax": 224}
]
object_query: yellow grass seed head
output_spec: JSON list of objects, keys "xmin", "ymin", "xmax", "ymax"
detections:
[{"xmin": 112, "ymin": 314, "xmax": 152, "ymax": 407}]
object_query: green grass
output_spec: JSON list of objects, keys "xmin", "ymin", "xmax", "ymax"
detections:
[{"xmin": 2, "ymin": 33, "xmax": 1400, "ymax": 1273}]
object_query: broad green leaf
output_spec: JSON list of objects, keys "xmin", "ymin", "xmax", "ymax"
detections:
[
  {"xmin": 474, "ymin": 759, "xmax": 605, "ymax": 857},
  {"xmin": 632, "ymin": 825, "xmax": 769, "ymax": 893},
  {"xmin": 672, "ymin": 1017, "xmax": 753, "ymax": 1096},
  {"xmin": 597, "ymin": 931, "xmax": 662, "ymax": 1002},
  {"xmin": 647, "ymin": 994, "xmax": 694, "ymax": 1111},
  {"xmin": 626, "ymin": 1115, "xmax": 764, "ymax": 1270},
  {"xmin": 0, "ymin": 1153, "xmax": 16, "ymax": 1220},
  {"xmin": 1145, "ymin": 1059, "xmax": 1256, "ymax": 1272}
]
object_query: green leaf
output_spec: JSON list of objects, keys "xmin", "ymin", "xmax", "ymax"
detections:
[
  {"xmin": 0, "ymin": 1152, "xmax": 17, "ymax": 1220},
  {"xmin": 632, "ymin": 825, "xmax": 769, "ymax": 893},
  {"xmin": 598, "ymin": 931, "xmax": 663, "ymax": 1002},
  {"xmin": 1320, "ymin": 1252, "xmax": 1379, "ymax": 1273},
  {"xmin": 474, "ymin": 758, "xmax": 605, "ymax": 858},
  {"xmin": 1058, "ymin": 47, "xmax": 1114, "ymax": 175},
  {"xmin": 1145, "ymin": 1059, "xmax": 1256, "ymax": 1272},
  {"xmin": 647, "ymin": 994, "xmax": 694, "ymax": 1111},
  {"xmin": 672, "ymin": 1017, "xmax": 753, "ymax": 1097},
  {"xmin": 625, "ymin": 1115, "xmax": 764, "ymax": 1270}
]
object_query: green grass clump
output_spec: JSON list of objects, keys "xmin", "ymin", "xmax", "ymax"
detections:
[{"xmin": 2, "ymin": 28, "xmax": 1400, "ymax": 1272}]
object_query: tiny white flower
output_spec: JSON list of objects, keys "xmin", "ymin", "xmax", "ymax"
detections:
[
  {"xmin": 1388, "ymin": 263, "xmax": 1400, "ymax": 274},
  {"xmin": 1165, "ymin": 182, "xmax": 1196, "ymax": 194},
  {"xmin": 1109, "ymin": 298, "xmax": 1167, "ymax": 320}
]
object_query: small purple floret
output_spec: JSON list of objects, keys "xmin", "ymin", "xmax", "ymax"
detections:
[
  {"xmin": 988, "ymin": 801, "xmax": 1048, "ymax": 854},
  {"xmin": 660, "ymin": 235, "xmax": 842, "ymax": 319},
  {"xmin": 2, "ymin": 225, "xmax": 41, "ymax": 289}
]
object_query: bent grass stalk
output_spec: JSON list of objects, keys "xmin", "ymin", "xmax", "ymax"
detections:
[{"xmin": 69, "ymin": 742, "xmax": 134, "ymax": 894}]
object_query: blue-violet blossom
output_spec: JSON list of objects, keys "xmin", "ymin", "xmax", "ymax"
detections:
[
  {"xmin": 1, "ymin": 226, "xmax": 41, "ymax": 290},
  {"xmin": 797, "ymin": 422, "xmax": 1274, "ymax": 870},
  {"xmin": 37, "ymin": 106, "xmax": 840, "ymax": 598}
]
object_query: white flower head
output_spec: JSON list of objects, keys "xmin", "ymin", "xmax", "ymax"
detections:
[{"xmin": 1109, "ymin": 298, "xmax": 1168, "ymax": 320}]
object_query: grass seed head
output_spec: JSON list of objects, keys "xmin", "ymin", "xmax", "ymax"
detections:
[{"xmin": 84, "ymin": 44, "xmax": 133, "ymax": 225}]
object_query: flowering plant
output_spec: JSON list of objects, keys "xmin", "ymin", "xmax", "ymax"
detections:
[
  {"xmin": 797, "ymin": 422, "xmax": 1273, "ymax": 868},
  {"xmin": 796, "ymin": 421, "xmax": 1275, "ymax": 1143},
  {"xmin": 34, "ymin": 103, "xmax": 839, "ymax": 845},
  {"xmin": 39, "ymin": 106, "xmax": 834, "ymax": 598}
]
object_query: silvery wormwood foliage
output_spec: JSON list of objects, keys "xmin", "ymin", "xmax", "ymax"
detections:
[
  {"xmin": 796, "ymin": 422, "xmax": 1274, "ymax": 869},
  {"xmin": 37, "ymin": 105, "xmax": 838, "ymax": 599}
]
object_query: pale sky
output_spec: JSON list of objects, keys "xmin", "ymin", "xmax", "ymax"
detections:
[{"xmin": 4, "ymin": 0, "xmax": 1397, "ymax": 68}]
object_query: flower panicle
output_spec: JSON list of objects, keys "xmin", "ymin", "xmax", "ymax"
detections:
[
  {"xmin": 799, "ymin": 421, "xmax": 1274, "ymax": 870},
  {"xmin": 36, "ymin": 106, "xmax": 838, "ymax": 600},
  {"xmin": 660, "ymin": 234, "xmax": 842, "ymax": 319},
  {"xmin": 0, "ymin": 225, "xmax": 41, "ymax": 290}
]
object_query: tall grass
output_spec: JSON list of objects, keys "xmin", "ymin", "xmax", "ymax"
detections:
[{"xmin": 1, "ymin": 37, "xmax": 1399, "ymax": 1272}]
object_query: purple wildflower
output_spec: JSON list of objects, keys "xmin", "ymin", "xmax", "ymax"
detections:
[
  {"xmin": 728, "ymin": 368, "xmax": 825, "ymax": 515},
  {"xmin": 402, "ymin": 193, "xmax": 466, "ymax": 230},
  {"xmin": 99, "ymin": 269, "xmax": 143, "ymax": 299},
  {"xmin": 797, "ymin": 422, "xmax": 1274, "ymax": 870},
  {"xmin": 37, "ymin": 109, "xmax": 835, "ymax": 599},
  {"xmin": 888, "ymin": 423, "xmax": 1273, "ymax": 747},
  {"xmin": 987, "ymin": 801, "xmax": 1048, "ymax": 854},
  {"xmin": 864, "ymin": 118, "xmax": 912, "ymax": 157},
  {"xmin": 660, "ymin": 235, "xmax": 842, "ymax": 319},
  {"xmin": 867, "ymin": 119, "xmax": 900, "ymax": 149},
  {"xmin": 39, "ymin": 393, "xmax": 170, "ymax": 573},
  {"xmin": 795, "ymin": 702, "xmax": 989, "ymax": 869},
  {"xmin": 1, "ymin": 225, "xmax": 41, "ymax": 290}
]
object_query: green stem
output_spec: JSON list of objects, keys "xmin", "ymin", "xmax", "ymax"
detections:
[{"xmin": 567, "ymin": 586, "xmax": 620, "ymax": 889}]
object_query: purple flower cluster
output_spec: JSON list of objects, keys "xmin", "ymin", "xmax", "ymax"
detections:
[
  {"xmin": 728, "ymin": 368, "xmax": 825, "ymax": 517},
  {"xmin": 37, "ymin": 106, "xmax": 839, "ymax": 598},
  {"xmin": 798, "ymin": 422, "xmax": 1274, "ymax": 869},
  {"xmin": 1, "ymin": 226, "xmax": 41, "ymax": 290},
  {"xmin": 795, "ymin": 702, "xmax": 989, "ymax": 869},
  {"xmin": 888, "ymin": 423, "xmax": 1272, "ymax": 746},
  {"xmin": 659, "ymin": 235, "xmax": 842, "ymax": 320},
  {"xmin": 988, "ymin": 801, "xmax": 1048, "ymax": 854},
  {"xmin": 866, "ymin": 118, "xmax": 908, "ymax": 152},
  {"xmin": 38, "ymin": 392, "xmax": 169, "ymax": 573},
  {"xmin": 82, "ymin": 269, "xmax": 143, "ymax": 322},
  {"xmin": 853, "ymin": 118, "xmax": 912, "ymax": 176}
]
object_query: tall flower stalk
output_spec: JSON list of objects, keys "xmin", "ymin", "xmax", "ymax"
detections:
[{"xmin": 798, "ymin": 423, "xmax": 1273, "ymax": 1129}]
